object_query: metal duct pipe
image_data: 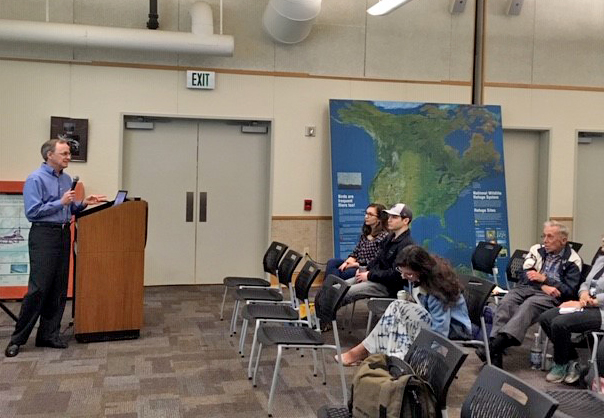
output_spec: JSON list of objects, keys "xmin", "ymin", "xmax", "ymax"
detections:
[
  {"xmin": 263, "ymin": 0, "xmax": 321, "ymax": 44},
  {"xmin": 147, "ymin": 0, "xmax": 159, "ymax": 30},
  {"xmin": 0, "ymin": 1, "xmax": 233, "ymax": 56}
]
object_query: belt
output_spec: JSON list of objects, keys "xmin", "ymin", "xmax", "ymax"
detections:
[{"xmin": 31, "ymin": 222, "xmax": 71, "ymax": 229}]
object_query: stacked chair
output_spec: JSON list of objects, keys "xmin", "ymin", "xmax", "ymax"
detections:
[
  {"xmin": 221, "ymin": 241, "xmax": 289, "ymax": 320},
  {"xmin": 239, "ymin": 260, "xmax": 322, "ymax": 362},
  {"xmin": 251, "ymin": 275, "xmax": 351, "ymax": 417},
  {"xmin": 229, "ymin": 249, "xmax": 303, "ymax": 336}
]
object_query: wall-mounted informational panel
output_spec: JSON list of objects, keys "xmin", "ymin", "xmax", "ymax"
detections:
[
  {"xmin": 0, "ymin": 181, "xmax": 80, "ymax": 300},
  {"xmin": 329, "ymin": 100, "xmax": 510, "ymax": 286},
  {"xmin": 0, "ymin": 183, "xmax": 30, "ymax": 299}
]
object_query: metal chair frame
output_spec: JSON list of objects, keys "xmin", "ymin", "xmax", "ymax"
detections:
[
  {"xmin": 229, "ymin": 249, "xmax": 303, "ymax": 336},
  {"xmin": 220, "ymin": 241, "xmax": 288, "ymax": 320},
  {"xmin": 252, "ymin": 275, "xmax": 350, "ymax": 417}
]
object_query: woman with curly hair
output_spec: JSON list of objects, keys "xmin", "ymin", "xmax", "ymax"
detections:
[{"xmin": 337, "ymin": 245, "xmax": 471, "ymax": 365}]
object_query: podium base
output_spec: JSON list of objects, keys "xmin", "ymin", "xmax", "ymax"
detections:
[{"xmin": 75, "ymin": 329, "xmax": 140, "ymax": 343}]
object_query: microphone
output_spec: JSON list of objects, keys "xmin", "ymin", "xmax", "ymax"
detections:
[{"xmin": 70, "ymin": 175, "xmax": 79, "ymax": 191}]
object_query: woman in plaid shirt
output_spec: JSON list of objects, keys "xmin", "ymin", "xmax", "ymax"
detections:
[{"xmin": 326, "ymin": 203, "xmax": 388, "ymax": 280}]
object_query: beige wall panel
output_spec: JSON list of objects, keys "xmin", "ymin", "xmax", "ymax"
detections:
[
  {"xmin": 317, "ymin": 0, "xmax": 366, "ymax": 26},
  {"xmin": 485, "ymin": 87, "xmax": 536, "ymax": 129},
  {"xmin": 532, "ymin": 0, "xmax": 604, "ymax": 86},
  {"xmin": 272, "ymin": 76, "xmax": 351, "ymax": 215},
  {"xmin": 73, "ymin": 0, "xmax": 154, "ymax": 28},
  {"xmin": 364, "ymin": 0, "xmax": 452, "ymax": 81},
  {"xmin": 317, "ymin": 219, "xmax": 334, "ymax": 262},
  {"xmin": 177, "ymin": 72, "xmax": 275, "ymax": 118},
  {"xmin": 274, "ymin": 24, "xmax": 365, "ymax": 77},
  {"xmin": 178, "ymin": 0, "xmax": 274, "ymax": 71},
  {"xmin": 0, "ymin": 61, "xmax": 71, "ymax": 180},
  {"xmin": 449, "ymin": 6, "xmax": 475, "ymax": 82},
  {"xmin": 67, "ymin": 65, "xmax": 180, "ymax": 195},
  {"xmin": 271, "ymin": 219, "xmax": 317, "ymax": 258},
  {"xmin": 486, "ymin": 1, "xmax": 535, "ymax": 84},
  {"xmin": 0, "ymin": 0, "xmax": 73, "ymax": 22}
]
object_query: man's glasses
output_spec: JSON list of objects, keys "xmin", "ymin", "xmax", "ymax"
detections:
[{"xmin": 365, "ymin": 212, "xmax": 378, "ymax": 217}]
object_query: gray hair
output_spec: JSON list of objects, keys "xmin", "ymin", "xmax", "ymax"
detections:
[
  {"xmin": 41, "ymin": 138, "xmax": 69, "ymax": 161},
  {"xmin": 543, "ymin": 220, "xmax": 569, "ymax": 239}
]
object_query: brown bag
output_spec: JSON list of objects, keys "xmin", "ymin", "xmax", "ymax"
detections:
[{"xmin": 349, "ymin": 353, "xmax": 440, "ymax": 418}]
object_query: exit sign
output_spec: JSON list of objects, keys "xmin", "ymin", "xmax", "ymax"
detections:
[{"xmin": 186, "ymin": 71, "xmax": 215, "ymax": 90}]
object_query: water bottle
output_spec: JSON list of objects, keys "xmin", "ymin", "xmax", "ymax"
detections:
[{"xmin": 530, "ymin": 333, "xmax": 542, "ymax": 369}]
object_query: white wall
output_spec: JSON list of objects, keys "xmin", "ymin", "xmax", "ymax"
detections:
[{"xmin": 2, "ymin": 59, "xmax": 604, "ymax": 220}]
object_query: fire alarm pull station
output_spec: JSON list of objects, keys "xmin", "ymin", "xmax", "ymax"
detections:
[{"xmin": 304, "ymin": 199, "xmax": 312, "ymax": 211}]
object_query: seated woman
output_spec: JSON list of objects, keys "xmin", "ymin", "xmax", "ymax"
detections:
[
  {"xmin": 337, "ymin": 245, "xmax": 471, "ymax": 365},
  {"xmin": 539, "ymin": 238, "xmax": 604, "ymax": 384},
  {"xmin": 325, "ymin": 203, "xmax": 388, "ymax": 280}
]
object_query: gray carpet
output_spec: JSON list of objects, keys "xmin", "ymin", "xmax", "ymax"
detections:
[{"xmin": 0, "ymin": 285, "xmax": 588, "ymax": 417}]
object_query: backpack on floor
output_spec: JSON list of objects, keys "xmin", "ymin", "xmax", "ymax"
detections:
[{"xmin": 349, "ymin": 353, "xmax": 440, "ymax": 418}]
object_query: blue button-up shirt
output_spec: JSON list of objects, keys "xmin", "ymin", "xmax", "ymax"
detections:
[{"xmin": 23, "ymin": 163, "xmax": 84, "ymax": 223}]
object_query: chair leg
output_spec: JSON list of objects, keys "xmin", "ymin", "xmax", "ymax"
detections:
[
  {"xmin": 541, "ymin": 333, "xmax": 549, "ymax": 371},
  {"xmin": 219, "ymin": 286, "xmax": 229, "ymax": 320},
  {"xmin": 239, "ymin": 318, "xmax": 249, "ymax": 357},
  {"xmin": 348, "ymin": 300, "xmax": 356, "ymax": 331},
  {"xmin": 320, "ymin": 349, "xmax": 327, "ymax": 385},
  {"xmin": 253, "ymin": 342, "xmax": 264, "ymax": 387},
  {"xmin": 481, "ymin": 316, "xmax": 491, "ymax": 366},
  {"xmin": 248, "ymin": 320, "xmax": 261, "ymax": 379},
  {"xmin": 591, "ymin": 333, "xmax": 601, "ymax": 392},
  {"xmin": 366, "ymin": 310, "xmax": 373, "ymax": 337},
  {"xmin": 230, "ymin": 300, "xmax": 240, "ymax": 336},
  {"xmin": 312, "ymin": 347, "xmax": 318, "ymax": 377},
  {"xmin": 332, "ymin": 320, "xmax": 348, "ymax": 405},
  {"xmin": 267, "ymin": 345, "xmax": 283, "ymax": 417}
]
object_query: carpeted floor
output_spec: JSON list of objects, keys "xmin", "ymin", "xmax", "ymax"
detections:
[{"xmin": 0, "ymin": 285, "xmax": 589, "ymax": 417}]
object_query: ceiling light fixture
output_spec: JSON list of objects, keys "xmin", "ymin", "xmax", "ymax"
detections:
[{"xmin": 366, "ymin": 0, "xmax": 417, "ymax": 16}]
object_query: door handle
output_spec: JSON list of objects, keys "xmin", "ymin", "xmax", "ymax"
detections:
[
  {"xmin": 199, "ymin": 192, "xmax": 207, "ymax": 222},
  {"xmin": 186, "ymin": 192, "xmax": 194, "ymax": 222}
]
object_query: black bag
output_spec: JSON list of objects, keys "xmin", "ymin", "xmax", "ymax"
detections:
[{"xmin": 349, "ymin": 354, "xmax": 440, "ymax": 418}]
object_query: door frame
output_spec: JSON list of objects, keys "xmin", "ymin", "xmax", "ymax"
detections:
[
  {"xmin": 573, "ymin": 129, "xmax": 604, "ymax": 255},
  {"xmin": 118, "ymin": 112, "xmax": 275, "ymax": 278},
  {"xmin": 503, "ymin": 126, "xmax": 551, "ymax": 250}
]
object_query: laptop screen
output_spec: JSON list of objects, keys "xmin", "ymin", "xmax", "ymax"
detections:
[{"xmin": 114, "ymin": 190, "xmax": 128, "ymax": 206}]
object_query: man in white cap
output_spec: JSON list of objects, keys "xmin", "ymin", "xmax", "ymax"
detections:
[{"xmin": 341, "ymin": 203, "xmax": 414, "ymax": 305}]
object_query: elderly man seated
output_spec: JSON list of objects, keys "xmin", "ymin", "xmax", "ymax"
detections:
[
  {"xmin": 476, "ymin": 220, "xmax": 582, "ymax": 369},
  {"xmin": 539, "ymin": 236, "xmax": 604, "ymax": 384}
]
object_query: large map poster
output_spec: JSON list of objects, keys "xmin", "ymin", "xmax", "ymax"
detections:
[{"xmin": 329, "ymin": 99, "xmax": 510, "ymax": 286}]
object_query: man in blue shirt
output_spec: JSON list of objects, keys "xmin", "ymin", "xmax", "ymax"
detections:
[{"xmin": 5, "ymin": 139, "xmax": 106, "ymax": 357}]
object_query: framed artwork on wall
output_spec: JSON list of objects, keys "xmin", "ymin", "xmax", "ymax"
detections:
[{"xmin": 50, "ymin": 116, "xmax": 89, "ymax": 162}]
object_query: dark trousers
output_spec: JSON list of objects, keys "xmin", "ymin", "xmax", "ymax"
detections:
[
  {"xmin": 490, "ymin": 285, "xmax": 559, "ymax": 344},
  {"xmin": 539, "ymin": 306, "xmax": 602, "ymax": 365},
  {"xmin": 325, "ymin": 258, "xmax": 357, "ymax": 280},
  {"xmin": 10, "ymin": 224, "xmax": 71, "ymax": 345}
]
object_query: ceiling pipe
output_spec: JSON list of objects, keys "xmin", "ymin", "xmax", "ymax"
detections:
[
  {"xmin": 0, "ymin": 1, "xmax": 233, "ymax": 56},
  {"xmin": 263, "ymin": 0, "xmax": 321, "ymax": 44}
]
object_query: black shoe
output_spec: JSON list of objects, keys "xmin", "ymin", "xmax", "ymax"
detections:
[
  {"xmin": 5, "ymin": 343, "xmax": 20, "ymax": 357},
  {"xmin": 35, "ymin": 337, "xmax": 68, "ymax": 349},
  {"xmin": 475, "ymin": 346, "xmax": 487, "ymax": 363},
  {"xmin": 490, "ymin": 352, "xmax": 503, "ymax": 369}
]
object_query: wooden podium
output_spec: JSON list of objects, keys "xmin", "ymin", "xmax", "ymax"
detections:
[{"xmin": 74, "ymin": 200, "xmax": 147, "ymax": 343}]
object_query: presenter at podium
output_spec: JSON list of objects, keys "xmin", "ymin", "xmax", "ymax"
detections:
[{"xmin": 5, "ymin": 138, "xmax": 106, "ymax": 357}]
